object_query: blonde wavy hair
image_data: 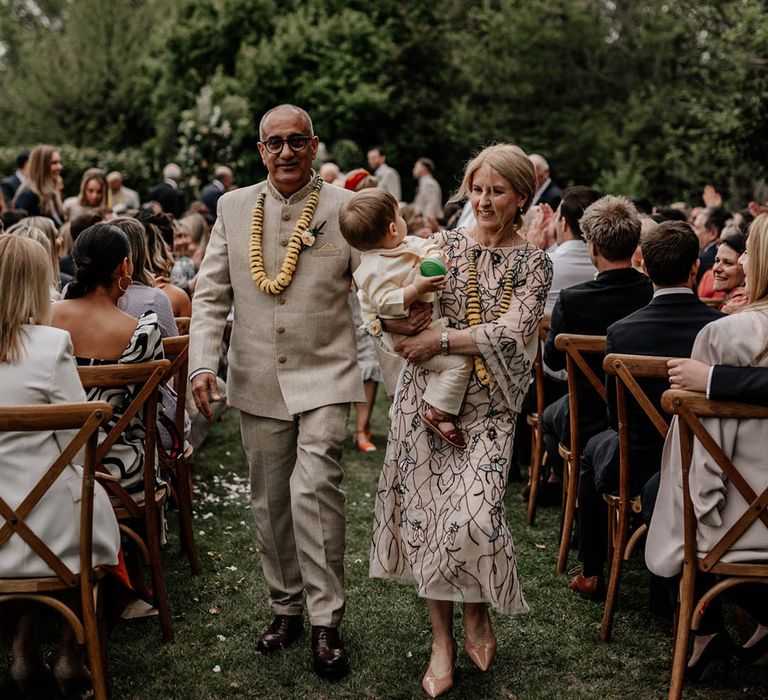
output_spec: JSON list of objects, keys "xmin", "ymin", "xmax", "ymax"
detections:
[
  {"xmin": 456, "ymin": 144, "xmax": 536, "ymax": 236},
  {"xmin": 0, "ymin": 236, "xmax": 52, "ymax": 363},
  {"xmin": 6, "ymin": 216, "xmax": 62, "ymax": 290},
  {"xmin": 745, "ymin": 213, "xmax": 768, "ymax": 306}
]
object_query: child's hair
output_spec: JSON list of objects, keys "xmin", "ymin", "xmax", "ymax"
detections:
[{"xmin": 339, "ymin": 189, "xmax": 399, "ymax": 251}]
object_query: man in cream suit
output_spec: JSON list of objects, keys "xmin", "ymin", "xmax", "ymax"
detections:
[
  {"xmin": 367, "ymin": 145, "xmax": 402, "ymax": 201},
  {"xmin": 412, "ymin": 157, "xmax": 443, "ymax": 222},
  {"xmin": 190, "ymin": 104, "xmax": 363, "ymax": 677}
]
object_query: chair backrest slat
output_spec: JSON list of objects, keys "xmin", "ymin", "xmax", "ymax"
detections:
[
  {"xmin": 661, "ymin": 389, "xmax": 768, "ymax": 574},
  {"xmin": 0, "ymin": 402, "xmax": 111, "ymax": 587},
  {"xmin": 555, "ymin": 334, "xmax": 607, "ymax": 403},
  {"xmin": 174, "ymin": 317, "xmax": 191, "ymax": 335}
]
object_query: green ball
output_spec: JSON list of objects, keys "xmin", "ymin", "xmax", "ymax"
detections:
[{"xmin": 420, "ymin": 258, "xmax": 447, "ymax": 277}]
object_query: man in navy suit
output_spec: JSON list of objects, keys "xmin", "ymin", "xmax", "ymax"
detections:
[
  {"xmin": 571, "ymin": 221, "xmax": 723, "ymax": 598},
  {"xmin": 201, "ymin": 165, "xmax": 233, "ymax": 215},
  {"xmin": 1, "ymin": 151, "xmax": 29, "ymax": 206},
  {"xmin": 530, "ymin": 153, "xmax": 562, "ymax": 209},
  {"xmin": 147, "ymin": 163, "xmax": 186, "ymax": 218},
  {"xmin": 694, "ymin": 206, "xmax": 730, "ymax": 284}
]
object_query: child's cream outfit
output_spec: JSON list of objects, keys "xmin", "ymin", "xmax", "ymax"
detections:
[{"xmin": 354, "ymin": 237, "xmax": 471, "ymax": 415}]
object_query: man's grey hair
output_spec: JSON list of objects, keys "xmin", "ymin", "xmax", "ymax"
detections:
[
  {"xmin": 163, "ymin": 163, "xmax": 182, "ymax": 181},
  {"xmin": 529, "ymin": 153, "xmax": 549, "ymax": 173},
  {"xmin": 259, "ymin": 104, "xmax": 314, "ymax": 140}
]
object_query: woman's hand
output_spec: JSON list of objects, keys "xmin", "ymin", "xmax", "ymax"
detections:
[
  {"xmin": 667, "ymin": 358, "xmax": 711, "ymax": 392},
  {"xmin": 381, "ymin": 301, "xmax": 432, "ymax": 336},
  {"xmin": 394, "ymin": 329, "xmax": 440, "ymax": 364}
]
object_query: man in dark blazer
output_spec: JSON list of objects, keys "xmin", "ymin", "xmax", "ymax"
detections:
[
  {"xmin": 201, "ymin": 165, "xmax": 233, "ymax": 215},
  {"xmin": 694, "ymin": 206, "xmax": 730, "ymax": 284},
  {"xmin": 147, "ymin": 163, "xmax": 186, "ymax": 218},
  {"xmin": 571, "ymin": 221, "xmax": 724, "ymax": 598},
  {"xmin": 542, "ymin": 195, "xmax": 653, "ymax": 473},
  {"xmin": 1, "ymin": 151, "xmax": 29, "ymax": 206},
  {"xmin": 530, "ymin": 153, "xmax": 562, "ymax": 209}
]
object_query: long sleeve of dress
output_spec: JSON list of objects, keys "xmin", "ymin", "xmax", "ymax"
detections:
[{"xmin": 468, "ymin": 247, "xmax": 552, "ymax": 413}]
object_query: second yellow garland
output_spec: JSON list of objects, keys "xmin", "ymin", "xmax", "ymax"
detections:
[{"xmin": 465, "ymin": 249, "xmax": 516, "ymax": 387}]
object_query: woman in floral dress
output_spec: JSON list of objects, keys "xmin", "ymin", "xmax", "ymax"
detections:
[{"xmin": 369, "ymin": 144, "xmax": 552, "ymax": 697}]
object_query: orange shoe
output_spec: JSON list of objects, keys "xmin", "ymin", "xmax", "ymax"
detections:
[
  {"xmin": 422, "ymin": 640, "xmax": 456, "ymax": 698},
  {"xmin": 353, "ymin": 431, "xmax": 376, "ymax": 453}
]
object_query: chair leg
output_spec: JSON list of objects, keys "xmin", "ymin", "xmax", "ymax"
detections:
[
  {"xmin": 145, "ymin": 502, "xmax": 174, "ymax": 643},
  {"xmin": 557, "ymin": 456, "xmax": 578, "ymax": 574},
  {"xmin": 669, "ymin": 566, "xmax": 695, "ymax": 700},
  {"xmin": 527, "ymin": 426, "xmax": 542, "ymax": 526},
  {"xmin": 600, "ymin": 502, "xmax": 629, "ymax": 643},
  {"xmin": 176, "ymin": 457, "xmax": 201, "ymax": 576},
  {"xmin": 82, "ymin": 580, "xmax": 108, "ymax": 700}
]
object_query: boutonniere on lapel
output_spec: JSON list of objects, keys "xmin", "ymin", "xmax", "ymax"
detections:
[
  {"xmin": 249, "ymin": 179, "xmax": 324, "ymax": 295},
  {"xmin": 301, "ymin": 220, "xmax": 327, "ymax": 248}
]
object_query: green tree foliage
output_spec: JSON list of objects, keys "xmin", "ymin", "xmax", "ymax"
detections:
[{"xmin": 0, "ymin": 0, "xmax": 765, "ymax": 205}]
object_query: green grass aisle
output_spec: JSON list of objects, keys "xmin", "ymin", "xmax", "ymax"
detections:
[{"xmin": 108, "ymin": 398, "xmax": 766, "ymax": 699}]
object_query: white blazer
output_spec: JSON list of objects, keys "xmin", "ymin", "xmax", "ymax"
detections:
[{"xmin": 0, "ymin": 325, "xmax": 120, "ymax": 577}]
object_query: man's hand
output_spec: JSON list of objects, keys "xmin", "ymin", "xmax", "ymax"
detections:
[
  {"xmin": 702, "ymin": 184, "xmax": 723, "ymax": 209},
  {"xmin": 381, "ymin": 301, "xmax": 432, "ymax": 336},
  {"xmin": 191, "ymin": 371, "xmax": 221, "ymax": 420},
  {"xmin": 526, "ymin": 203, "xmax": 554, "ymax": 250},
  {"xmin": 667, "ymin": 358, "xmax": 711, "ymax": 392}
]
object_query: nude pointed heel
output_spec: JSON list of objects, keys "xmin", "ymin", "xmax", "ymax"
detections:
[
  {"xmin": 464, "ymin": 613, "xmax": 496, "ymax": 672},
  {"xmin": 422, "ymin": 639, "xmax": 456, "ymax": 698}
]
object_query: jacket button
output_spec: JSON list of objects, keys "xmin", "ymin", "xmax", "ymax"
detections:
[
  {"xmin": 276, "ymin": 325, "xmax": 285, "ymax": 334},
  {"xmin": 277, "ymin": 355, "xmax": 287, "ymax": 363},
  {"xmin": 282, "ymin": 212, "xmax": 291, "ymax": 221},
  {"xmin": 278, "ymin": 297, "xmax": 286, "ymax": 305},
  {"xmin": 280, "ymin": 239, "xmax": 289, "ymax": 246}
]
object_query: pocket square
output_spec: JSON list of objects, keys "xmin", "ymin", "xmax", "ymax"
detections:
[
  {"xmin": 312, "ymin": 242, "xmax": 341, "ymax": 257},
  {"xmin": 314, "ymin": 242, "xmax": 338, "ymax": 252}
]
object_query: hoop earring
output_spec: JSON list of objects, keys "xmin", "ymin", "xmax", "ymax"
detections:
[{"xmin": 117, "ymin": 275, "xmax": 132, "ymax": 292}]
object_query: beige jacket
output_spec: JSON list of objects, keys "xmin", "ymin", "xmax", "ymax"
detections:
[
  {"xmin": 190, "ymin": 174, "xmax": 364, "ymax": 419},
  {"xmin": 646, "ymin": 308, "xmax": 768, "ymax": 577}
]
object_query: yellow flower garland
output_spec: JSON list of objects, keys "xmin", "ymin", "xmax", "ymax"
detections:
[
  {"xmin": 466, "ymin": 249, "xmax": 516, "ymax": 386},
  {"xmin": 248, "ymin": 178, "xmax": 323, "ymax": 295}
]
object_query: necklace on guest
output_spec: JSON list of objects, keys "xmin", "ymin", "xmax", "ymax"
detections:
[{"xmin": 465, "ymin": 248, "xmax": 516, "ymax": 387}]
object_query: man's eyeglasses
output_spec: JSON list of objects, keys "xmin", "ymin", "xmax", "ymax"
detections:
[{"xmin": 260, "ymin": 135, "xmax": 313, "ymax": 155}]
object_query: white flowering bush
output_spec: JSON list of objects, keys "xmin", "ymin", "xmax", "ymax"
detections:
[{"xmin": 176, "ymin": 84, "xmax": 249, "ymax": 191}]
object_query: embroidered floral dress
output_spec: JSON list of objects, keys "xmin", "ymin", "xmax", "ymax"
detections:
[{"xmin": 370, "ymin": 228, "xmax": 552, "ymax": 613}]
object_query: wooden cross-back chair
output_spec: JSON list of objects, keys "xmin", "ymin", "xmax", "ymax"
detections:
[
  {"xmin": 161, "ymin": 333, "xmax": 201, "ymax": 575},
  {"xmin": 78, "ymin": 359, "xmax": 174, "ymax": 643},
  {"xmin": 600, "ymin": 353, "xmax": 673, "ymax": 642},
  {"xmin": 661, "ymin": 389, "xmax": 768, "ymax": 700},
  {"xmin": 0, "ymin": 402, "xmax": 113, "ymax": 700},
  {"xmin": 526, "ymin": 314, "xmax": 551, "ymax": 526},
  {"xmin": 553, "ymin": 333, "xmax": 607, "ymax": 574},
  {"xmin": 174, "ymin": 316, "xmax": 191, "ymax": 336}
]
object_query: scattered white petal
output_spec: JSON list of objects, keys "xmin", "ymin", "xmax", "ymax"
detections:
[
  {"xmin": 406, "ymin": 651, "xmax": 413, "ymax": 658},
  {"xmin": 212, "ymin": 665, "xmax": 221, "ymax": 673},
  {"xmin": 225, "ymin": 565, "xmax": 237, "ymax": 572},
  {"xmin": 239, "ymin": 521, "xmax": 246, "ymax": 526},
  {"xmin": 355, "ymin": 558, "xmax": 362, "ymax": 564},
  {"xmin": 217, "ymin": 634, "xmax": 226, "ymax": 642}
]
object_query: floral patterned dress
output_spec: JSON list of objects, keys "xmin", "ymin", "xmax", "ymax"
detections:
[{"xmin": 369, "ymin": 228, "xmax": 552, "ymax": 614}]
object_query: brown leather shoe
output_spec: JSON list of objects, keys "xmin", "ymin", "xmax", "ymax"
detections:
[
  {"xmin": 256, "ymin": 615, "xmax": 303, "ymax": 654},
  {"xmin": 311, "ymin": 626, "xmax": 349, "ymax": 678},
  {"xmin": 570, "ymin": 572, "xmax": 606, "ymax": 601}
]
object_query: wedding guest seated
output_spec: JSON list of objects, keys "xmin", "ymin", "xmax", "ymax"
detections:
[
  {"xmin": 571, "ymin": 221, "xmax": 723, "ymax": 599},
  {"xmin": 12, "ymin": 145, "xmax": 65, "ymax": 226},
  {"xmin": 7, "ymin": 216, "xmax": 65, "ymax": 296},
  {"xmin": 647, "ymin": 212, "xmax": 768, "ymax": 678},
  {"xmin": 170, "ymin": 219, "xmax": 196, "ymax": 293},
  {"xmin": 111, "ymin": 217, "xmax": 177, "ymax": 338},
  {"xmin": 51, "ymin": 223, "xmax": 164, "ymax": 496},
  {"xmin": 0, "ymin": 235, "xmax": 120, "ymax": 694},
  {"xmin": 180, "ymin": 211, "xmax": 210, "ymax": 270},
  {"xmin": 63, "ymin": 168, "xmax": 108, "ymax": 221},
  {"xmin": 0, "ymin": 208, "xmax": 30, "ymax": 231},
  {"xmin": 136, "ymin": 206, "xmax": 191, "ymax": 316},
  {"xmin": 711, "ymin": 232, "xmax": 748, "ymax": 313}
]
